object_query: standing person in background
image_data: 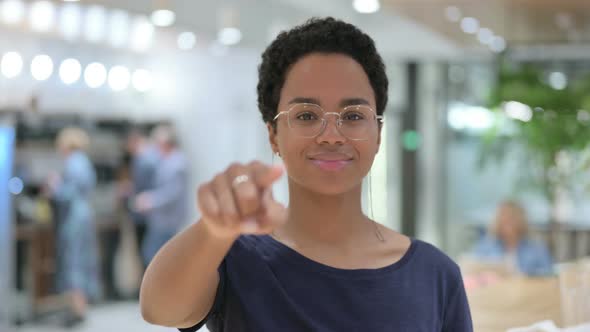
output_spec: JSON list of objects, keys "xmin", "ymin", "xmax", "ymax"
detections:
[
  {"xmin": 124, "ymin": 128, "xmax": 160, "ymax": 269},
  {"xmin": 472, "ymin": 200, "xmax": 554, "ymax": 276},
  {"xmin": 46, "ymin": 127, "xmax": 101, "ymax": 327},
  {"xmin": 135, "ymin": 123, "xmax": 189, "ymax": 267}
]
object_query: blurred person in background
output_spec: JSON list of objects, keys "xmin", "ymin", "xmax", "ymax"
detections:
[
  {"xmin": 134, "ymin": 123, "xmax": 188, "ymax": 267},
  {"xmin": 471, "ymin": 200, "xmax": 554, "ymax": 276},
  {"xmin": 123, "ymin": 128, "xmax": 160, "ymax": 269},
  {"xmin": 45, "ymin": 127, "xmax": 101, "ymax": 327}
]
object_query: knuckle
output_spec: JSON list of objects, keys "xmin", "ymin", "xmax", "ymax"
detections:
[
  {"xmin": 249, "ymin": 160, "xmax": 262, "ymax": 168},
  {"xmin": 226, "ymin": 163, "xmax": 242, "ymax": 174},
  {"xmin": 197, "ymin": 183, "xmax": 209, "ymax": 197},
  {"xmin": 222, "ymin": 210, "xmax": 240, "ymax": 224},
  {"xmin": 213, "ymin": 174, "xmax": 225, "ymax": 186}
]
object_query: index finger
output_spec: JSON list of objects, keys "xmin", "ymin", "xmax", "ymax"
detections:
[{"xmin": 249, "ymin": 162, "xmax": 284, "ymax": 189}]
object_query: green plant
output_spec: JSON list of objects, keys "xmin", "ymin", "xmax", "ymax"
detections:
[{"xmin": 480, "ymin": 60, "xmax": 590, "ymax": 219}]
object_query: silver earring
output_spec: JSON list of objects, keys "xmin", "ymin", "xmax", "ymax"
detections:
[
  {"xmin": 369, "ymin": 170, "xmax": 385, "ymax": 243},
  {"xmin": 275, "ymin": 151, "xmax": 281, "ymax": 158}
]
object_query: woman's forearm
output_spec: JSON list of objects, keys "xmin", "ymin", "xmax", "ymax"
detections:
[{"xmin": 140, "ymin": 220, "xmax": 236, "ymax": 327}]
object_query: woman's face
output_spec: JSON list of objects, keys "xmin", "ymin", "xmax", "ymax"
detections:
[
  {"xmin": 56, "ymin": 142, "xmax": 68, "ymax": 157},
  {"xmin": 496, "ymin": 205, "xmax": 524, "ymax": 244},
  {"xmin": 268, "ymin": 53, "xmax": 381, "ymax": 195}
]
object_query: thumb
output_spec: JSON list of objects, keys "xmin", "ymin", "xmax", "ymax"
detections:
[{"xmin": 257, "ymin": 188, "xmax": 287, "ymax": 231}]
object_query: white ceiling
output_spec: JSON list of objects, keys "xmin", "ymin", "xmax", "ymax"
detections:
[{"xmin": 74, "ymin": 0, "xmax": 462, "ymax": 59}]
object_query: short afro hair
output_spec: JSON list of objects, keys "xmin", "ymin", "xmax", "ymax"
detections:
[{"xmin": 257, "ymin": 17, "xmax": 389, "ymax": 128}]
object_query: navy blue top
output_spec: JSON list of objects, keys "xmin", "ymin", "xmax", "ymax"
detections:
[{"xmin": 180, "ymin": 235, "xmax": 472, "ymax": 332}]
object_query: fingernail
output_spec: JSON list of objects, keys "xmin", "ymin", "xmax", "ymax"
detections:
[{"xmin": 241, "ymin": 220, "xmax": 258, "ymax": 233}]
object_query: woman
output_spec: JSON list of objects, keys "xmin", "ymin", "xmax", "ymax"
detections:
[
  {"xmin": 140, "ymin": 18, "xmax": 472, "ymax": 331},
  {"xmin": 472, "ymin": 201, "xmax": 554, "ymax": 276},
  {"xmin": 47, "ymin": 127, "xmax": 101, "ymax": 326}
]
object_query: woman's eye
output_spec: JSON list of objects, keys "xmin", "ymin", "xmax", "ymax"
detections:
[
  {"xmin": 296, "ymin": 112, "xmax": 317, "ymax": 121},
  {"xmin": 343, "ymin": 113, "xmax": 364, "ymax": 121}
]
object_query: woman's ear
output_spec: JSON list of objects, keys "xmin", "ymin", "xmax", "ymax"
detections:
[{"xmin": 267, "ymin": 122, "xmax": 279, "ymax": 154}]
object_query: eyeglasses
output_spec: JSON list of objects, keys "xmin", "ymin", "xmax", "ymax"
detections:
[{"xmin": 273, "ymin": 103, "xmax": 383, "ymax": 141}]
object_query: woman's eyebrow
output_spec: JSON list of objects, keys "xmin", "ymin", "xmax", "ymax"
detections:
[
  {"xmin": 287, "ymin": 97, "xmax": 370, "ymax": 107},
  {"xmin": 339, "ymin": 98, "xmax": 370, "ymax": 107},
  {"xmin": 287, "ymin": 97, "xmax": 320, "ymax": 105}
]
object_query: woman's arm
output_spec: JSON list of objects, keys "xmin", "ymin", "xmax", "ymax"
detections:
[
  {"xmin": 140, "ymin": 220, "xmax": 236, "ymax": 328},
  {"xmin": 139, "ymin": 161, "xmax": 286, "ymax": 328}
]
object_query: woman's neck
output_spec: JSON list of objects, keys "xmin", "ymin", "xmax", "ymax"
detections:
[{"xmin": 277, "ymin": 180, "xmax": 373, "ymax": 249}]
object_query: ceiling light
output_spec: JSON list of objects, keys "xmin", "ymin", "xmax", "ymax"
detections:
[
  {"xmin": 1, "ymin": 0, "xmax": 25, "ymax": 25},
  {"xmin": 444, "ymin": 6, "xmax": 461, "ymax": 22},
  {"xmin": 107, "ymin": 65, "xmax": 130, "ymax": 91},
  {"xmin": 489, "ymin": 36, "xmax": 506, "ymax": 53},
  {"xmin": 150, "ymin": 9, "xmax": 175, "ymax": 27},
  {"xmin": 477, "ymin": 28, "xmax": 493, "ymax": 45},
  {"xmin": 29, "ymin": 1, "xmax": 56, "ymax": 32},
  {"xmin": 177, "ymin": 31, "xmax": 196, "ymax": 50},
  {"xmin": 59, "ymin": 58, "xmax": 81, "ymax": 84},
  {"xmin": 108, "ymin": 9, "xmax": 130, "ymax": 48},
  {"xmin": 30, "ymin": 54, "xmax": 53, "ymax": 81},
  {"xmin": 84, "ymin": 5, "xmax": 106, "ymax": 43},
  {"xmin": 58, "ymin": 2, "xmax": 81, "ymax": 40},
  {"xmin": 218, "ymin": 27, "xmax": 241, "ymax": 46},
  {"xmin": 130, "ymin": 16, "xmax": 154, "ymax": 51},
  {"xmin": 353, "ymin": 0, "xmax": 380, "ymax": 14},
  {"xmin": 84, "ymin": 62, "xmax": 107, "ymax": 88},
  {"xmin": 460, "ymin": 17, "xmax": 479, "ymax": 34},
  {"xmin": 1, "ymin": 51, "xmax": 23, "ymax": 78}
]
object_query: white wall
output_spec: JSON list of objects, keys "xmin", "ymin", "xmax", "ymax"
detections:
[
  {"xmin": 157, "ymin": 50, "xmax": 285, "ymax": 222},
  {"xmin": 0, "ymin": 29, "xmax": 282, "ymax": 225}
]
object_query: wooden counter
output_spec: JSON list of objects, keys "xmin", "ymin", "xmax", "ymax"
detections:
[{"xmin": 468, "ymin": 277, "xmax": 562, "ymax": 332}]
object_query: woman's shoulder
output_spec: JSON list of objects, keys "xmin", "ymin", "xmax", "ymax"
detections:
[
  {"xmin": 379, "ymin": 226, "xmax": 462, "ymax": 279},
  {"xmin": 413, "ymin": 239, "xmax": 461, "ymax": 271}
]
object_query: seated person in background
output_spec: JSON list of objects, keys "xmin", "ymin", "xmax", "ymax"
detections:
[{"xmin": 472, "ymin": 200, "xmax": 554, "ymax": 277}]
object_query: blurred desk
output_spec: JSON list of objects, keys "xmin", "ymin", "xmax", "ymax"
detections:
[
  {"xmin": 15, "ymin": 222, "xmax": 55, "ymax": 307},
  {"xmin": 468, "ymin": 277, "xmax": 561, "ymax": 332},
  {"xmin": 15, "ymin": 216, "xmax": 120, "ymax": 312}
]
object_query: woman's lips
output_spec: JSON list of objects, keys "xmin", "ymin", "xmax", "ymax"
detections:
[{"xmin": 310, "ymin": 159, "xmax": 352, "ymax": 171}]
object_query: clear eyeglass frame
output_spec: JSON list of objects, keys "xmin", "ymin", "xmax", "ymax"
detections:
[{"xmin": 272, "ymin": 103, "xmax": 384, "ymax": 141}]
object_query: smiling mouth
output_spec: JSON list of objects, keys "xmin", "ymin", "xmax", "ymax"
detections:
[{"xmin": 309, "ymin": 158, "xmax": 353, "ymax": 171}]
